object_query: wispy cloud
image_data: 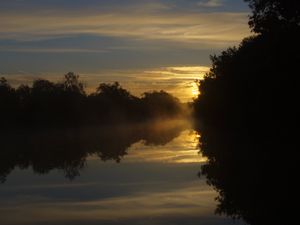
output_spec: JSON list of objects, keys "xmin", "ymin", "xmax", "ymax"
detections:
[
  {"xmin": 0, "ymin": 47, "xmax": 109, "ymax": 53},
  {"xmin": 197, "ymin": 0, "xmax": 223, "ymax": 8},
  {"xmin": 0, "ymin": 9, "xmax": 249, "ymax": 48},
  {"xmin": 0, "ymin": 1, "xmax": 250, "ymax": 75}
]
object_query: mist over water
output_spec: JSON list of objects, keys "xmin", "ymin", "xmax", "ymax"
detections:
[
  {"xmin": 1, "ymin": 0, "xmax": 297, "ymax": 224},
  {"xmin": 0, "ymin": 119, "xmax": 245, "ymax": 225}
]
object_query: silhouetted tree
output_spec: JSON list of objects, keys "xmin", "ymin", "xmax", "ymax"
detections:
[
  {"xmin": 142, "ymin": 91, "xmax": 183, "ymax": 119},
  {"xmin": 63, "ymin": 72, "xmax": 85, "ymax": 94},
  {"xmin": 194, "ymin": 0, "xmax": 300, "ymax": 224},
  {"xmin": 245, "ymin": 0, "xmax": 300, "ymax": 33},
  {"xmin": 96, "ymin": 82, "xmax": 130, "ymax": 99},
  {"xmin": 0, "ymin": 73, "xmax": 186, "ymax": 129},
  {"xmin": 87, "ymin": 82, "xmax": 140, "ymax": 123},
  {"xmin": 0, "ymin": 77, "xmax": 18, "ymax": 126}
]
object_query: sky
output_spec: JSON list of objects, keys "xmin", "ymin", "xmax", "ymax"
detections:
[{"xmin": 0, "ymin": 0, "xmax": 251, "ymax": 101}]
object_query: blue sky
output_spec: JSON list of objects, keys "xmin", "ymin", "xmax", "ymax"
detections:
[{"xmin": 0, "ymin": 0, "xmax": 251, "ymax": 100}]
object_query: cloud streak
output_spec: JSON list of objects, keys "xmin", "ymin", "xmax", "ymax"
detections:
[
  {"xmin": 0, "ymin": 0, "xmax": 251, "ymax": 83},
  {"xmin": 0, "ymin": 9, "xmax": 249, "ymax": 48},
  {"xmin": 197, "ymin": 0, "xmax": 223, "ymax": 8}
]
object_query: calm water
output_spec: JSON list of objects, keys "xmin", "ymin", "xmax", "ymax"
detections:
[{"xmin": 0, "ymin": 120, "xmax": 246, "ymax": 225}]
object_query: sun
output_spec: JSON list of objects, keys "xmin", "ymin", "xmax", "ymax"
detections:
[{"xmin": 191, "ymin": 83, "xmax": 200, "ymax": 98}]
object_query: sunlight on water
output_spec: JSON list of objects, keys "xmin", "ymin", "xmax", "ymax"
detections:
[
  {"xmin": 124, "ymin": 130, "xmax": 206, "ymax": 164},
  {"xmin": 0, "ymin": 121, "xmax": 244, "ymax": 225},
  {"xmin": 85, "ymin": 120, "xmax": 206, "ymax": 164}
]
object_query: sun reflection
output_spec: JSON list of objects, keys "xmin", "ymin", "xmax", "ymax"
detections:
[{"xmin": 125, "ymin": 129, "xmax": 207, "ymax": 164}]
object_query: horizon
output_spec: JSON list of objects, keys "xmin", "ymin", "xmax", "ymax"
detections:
[
  {"xmin": 1, "ymin": 1, "xmax": 298, "ymax": 225},
  {"xmin": 0, "ymin": 0, "xmax": 251, "ymax": 102}
]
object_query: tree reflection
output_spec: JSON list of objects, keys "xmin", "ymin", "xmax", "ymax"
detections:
[
  {"xmin": 0, "ymin": 120, "xmax": 186, "ymax": 183},
  {"xmin": 196, "ymin": 120, "xmax": 297, "ymax": 225}
]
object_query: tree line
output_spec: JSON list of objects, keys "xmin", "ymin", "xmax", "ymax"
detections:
[{"xmin": 0, "ymin": 72, "xmax": 187, "ymax": 129}]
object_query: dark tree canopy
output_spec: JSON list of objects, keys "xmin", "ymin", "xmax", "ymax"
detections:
[
  {"xmin": 63, "ymin": 72, "xmax": 85, "ymax": 94},
  {"xmin": 245, "ymin": 0, "xmax": 300, "ymax": 33},
  {"xmin": 194, "ymin": 37, "xmax": 300, "ymax": 225},
  {"xmin": 0, "ymin": 73, "xmax": 187, "ymax": 129},
  {"xmin": 194, "ymin": 1, "xmax": 300, "ymax": 224}
]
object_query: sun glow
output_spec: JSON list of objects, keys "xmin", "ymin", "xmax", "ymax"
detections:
[
  {"xmin": 141, "ymin": 66, "xmax": 208, "ymax": 102},
  {"xmin": 166, "ymin": 66, "xmax": 210, "ymax": 74},
  {"xmin": 125, "ymin": 128, "xmax": 207, "ymax": 164},
  {"xmin": 191, "ymin": 82, "xmax": 200, "ymax": 98}
]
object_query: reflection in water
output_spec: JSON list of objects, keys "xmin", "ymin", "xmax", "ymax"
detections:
[
  {"xmin": 196, "ymin": 121, "xmax": 297, "ymax": 225},
  {"xmin": 0, "ymin": 120, "xmax": 245, "ymax": 225},
  {"xmin": 0, "ymin": 120, "xmax": 189, "ymax": 183},
  {"xmin": 126, "ymin": 130, "xmax": 206, "ymax": 163}
]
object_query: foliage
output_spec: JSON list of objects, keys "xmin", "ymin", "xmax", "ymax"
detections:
[
  {"xmin": 0, "ymin": 73, "xmax": 185, "ymax": 129},
  {"xmin": 193, "ymin": 0, "xmax": 300, "ymax": 224},
  {"xmin": 245, "ymin": 0, "xmax": 300, "ymax": 33}
]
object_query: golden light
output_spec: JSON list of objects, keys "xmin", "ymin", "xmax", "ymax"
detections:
[
  {"xmin": 125, "ymin": 127, "xmax": 207, "ymax": 164},
  {"xmin": 191, "ymin": 82, "xmax": 200, "ymax": 98},
  {"xmin": 141, "ymin": 66, "xmax": 208, "ymax": 102}
]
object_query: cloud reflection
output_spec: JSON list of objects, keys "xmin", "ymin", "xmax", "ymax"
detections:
[
  {"xmin": 126, "ymin": 130, "xmax": 207, "ymax": 163},
  {"xmin": 0, "ymin": 182, "xmax": 227, "ymax": 225}
]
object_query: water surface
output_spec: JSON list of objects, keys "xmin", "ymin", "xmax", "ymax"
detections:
[{"xmin": 0, "ymin": 120, "xmax": 246, "ymax": 225}]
